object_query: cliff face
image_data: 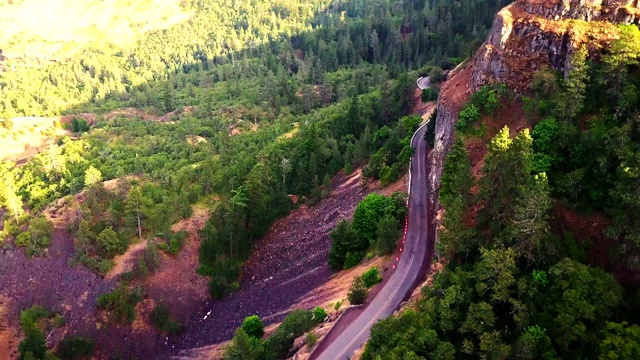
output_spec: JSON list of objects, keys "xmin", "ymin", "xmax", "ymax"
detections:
[
  {"xmin": 471, "ymin": 0, "xmax": 639, "ymax": 92},
  {"xmin": 428, "ymin": 0, "xmax": 639, "ymax": 254}
]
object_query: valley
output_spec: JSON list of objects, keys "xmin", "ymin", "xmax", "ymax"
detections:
[{"xmin": 3, "ymin": 0, "xmax": 640, "ymax": 359}]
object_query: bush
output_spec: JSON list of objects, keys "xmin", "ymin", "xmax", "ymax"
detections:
[
  {"xmin": 57, "ymin": 336, "xmax": 95, "ymax": 360},
  {"xmin": 348, "ymin": 276, "xmax": 368, "ymax": 305},
  {"xmin": 362, "ymin": 267, "xmax": 383, "ymax": 288},
  {"xmin": 265, "ymin": 310, "xmax": 315, "ymax": 358},
  {"xmin": 377, "ymin": 215, "xmax": 400, "ymax": 255},
  {"xmin": 159, "ymin": 231, "xmax": 187, "ymax": 255},
  {"xmin": 96, "ymin": 286, "xmax": 143, "ymax": 323},
  {"xmin": 456, "ymin": 104, "xmax": 480, "ymax": 132},
  {"xmin": 379, "ymin": 165, "xmax": 400, "ymax": 186},
  {"xmin": 312, "ymin": 307, "xmax": 327, "ymax": 324},
  {"xmin": 421, "ymin": 87, "xmax": 439, "ymax": 102},
  {"xmin": 150, "ymin": 305, "xmax": 182, "ymax": 334},
  {"xmin": 241, "ymin": 315, "xmax": 265, "ymax": 339},
  {"xmin": 225, "ymin": 328, "xmax": 266, "ymax": 359},
  {"xmin": 16, "ymin": 216, "xmax": 54, "ymax": 257},
  {"xmin": 328, "ymin": 220, "xmax": 358, "ymax": 271},
  {"xmin": 329, "ymin": 194, "xmax": 406, "ymax": 271},
  {"xmin": 306, "ymin": 333, "xmax": 318, "ymax": 350},
  {"xmin": 344, "ymin": 251, "xmax": 364, "ymax": 269},
  {"xmin": 18, "ymin": 306, "xmax": 49, "ymax": 360}
]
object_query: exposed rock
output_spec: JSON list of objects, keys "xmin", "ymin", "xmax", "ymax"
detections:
[
  {"xmin": 471, "ymin": 0, "xmax": 638, "ymax": 92},
  {"xmin": 429, "ymin": 0, "xmax": 639, "ymax": 251},
  {"xmin": 428, "ymin": 63, "xmax": 473, "ymax": 252}
]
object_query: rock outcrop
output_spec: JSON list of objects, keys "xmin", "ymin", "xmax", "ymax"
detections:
[
  {"xmin": 471, "ymin": 0, "xmax": 639, "ymax": 92},
  {"xmin": 428, "ymin": 0, "xmax": 639, "ymax": 254}
]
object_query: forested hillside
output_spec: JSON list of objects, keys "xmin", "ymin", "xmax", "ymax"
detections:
[
  {"xmin": 0, "ymin": 0, "xmax": 513, "ymax": 358},
  {"xmin": 363, "ymin": 5, "xmax": 640, "ymax": 360}
]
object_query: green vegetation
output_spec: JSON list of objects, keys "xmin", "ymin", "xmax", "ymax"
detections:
[
  {"xmin": 328, "ymin": 193, "xmax": 405, "ymax": 270},
  {"xmin": 18, "ymin": 306, "xmax": 49, "ymax": 360},
  {"xmin": 225, "ymin": 309, "xmax": 322, "ymax": 359},
  {"xmin": 241, "ymin": 315, "xmax": 265, "ymax": 339},
  {"xmin": 15, "ymin": 216, "xmax": 54, "ymax": 257},
  {"xmin": 1, "ymin": 0, "xmax": 519, "ymax": 355},
  {"xmin": 17, "ymin": 306, "xmax": 76, "ymax": 360},
  {"xmin": 0, "ymin": 0, "xmax": 510, "ymax": 302},
  {"xmin": 421, "ymin": 87, "xmax": 439, "ymax": 102},
  {"xmin": 347, "ymin": 276, "xmax": 368, "ymax": 305},
  {"xmin": 456, "ymin": 83, "xmax": 505, "ymax": 132},
  {"xmin": 312, "ymin": 307, "xmax": 327, "ymax": 323},
  {"xmin": 95, "ymin": 285, "xmax": 144, "ymax": 324},
  {"xmin": 361, "ymin": 267, "xmax": 383, "ymax": 288},
  {"xmin": 364, "ymin": 115, "xmax": 422, "ymax": 186},
  {"xmin": 150, "ymin": 305, "xmax": 182, "ymax": 335},
  {"xmin": 306, "ymin": 332, "xmax": 318, "ymax": 351},
  {"xmin": 363, "ymin": 23, "xmax": 640, "ymax": 360},
  {"xmin": 56, "ymin": 336, "xmax": 95, "ymax": 360}
]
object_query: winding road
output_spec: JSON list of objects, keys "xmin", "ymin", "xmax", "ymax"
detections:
[{"xmin": 313, "ymin": 119, "xmax": 431, "ymax": 360}]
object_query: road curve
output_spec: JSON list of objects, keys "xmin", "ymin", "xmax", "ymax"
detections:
[
  {"xmin": 417, "ymin": 76, "xmax": 431, "ymax": 90},
  {"xmin": 314, "ymin": 120, "xmax": 431, "ymax": 360}
]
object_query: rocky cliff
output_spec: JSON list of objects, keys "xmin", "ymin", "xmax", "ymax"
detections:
[
  {"xmin": 471, "ymin": 0, "xmax": 640, "ymax": 92},
  {"xmin": 428, "ymin": 0, "xmax": 639, "ymax": 254}
]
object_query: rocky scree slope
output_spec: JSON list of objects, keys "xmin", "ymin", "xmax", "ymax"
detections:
[{"xmin": 428, "ymin": 0, "xmax": 640, "ymax": 252}]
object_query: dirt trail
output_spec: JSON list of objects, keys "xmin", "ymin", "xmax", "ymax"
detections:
[{"xmin": 105, "ymin": 241, "xmax": 148, "ymax": 280}]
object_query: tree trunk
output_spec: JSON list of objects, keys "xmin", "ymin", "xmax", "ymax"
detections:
[{"xmin": 137, "ymin": 210, "xmax": 142, "ymax": 241}]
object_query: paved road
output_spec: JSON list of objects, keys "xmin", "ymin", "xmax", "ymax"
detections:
[
  {"xmin": 314, "ymin": 121, "xmax": 430, "ymax": 360},
  {"xmin": 417, "ymin": 76, "xmax": 431, "ymax": 90}
]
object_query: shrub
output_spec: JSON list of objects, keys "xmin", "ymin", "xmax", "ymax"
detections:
[
  {"xmin": 456, "ymin": 104, "xmax": 480, "ymax": 132},
  {"xmin": 306, "ymin": 333, "xmax": 318, "ymax": 350},
  {"xmin": 96, "ymin": 228, "xmax": 125, "ymax": 258},
  {"xmin": 362, "ymin": 267, "xmax": 382, "ymax": 288},
  {"xmin": 241, "ymin": 315, "xmax": 265, "ymax": 339},
  {"xmin": 328, "ymin": 220, "xmax": 357, "ymax": 271},
  {"xmin": 225, "ymin": 328, "xmax": 266, "ymax": 359},
  {"xmin": 265, "ymin": 310, "xmax": 315, "ymax": 358},
  {"xmin": 96, "ymin": 286, "xmax": 143, "ymax": 323},
  {"xmin": 377, "ymin": 215, "xmax": 400, "ymax": 255},
  {"xmin": 334, "ymin": 300, "xmax": 343, "ymax": 310},
  {"xmin": 348, "ymin": 276, "xmax": 368, "ymax": 305},
  {"xmin": 18, "ymin": 306, "xmax": 49, "ymax": 360},
  {"xmin": 421, "ymin": 87, "xmax": 439, "ymax": 102},
  {"xmin": 16, "ymin": 216, "xmax": 54, "ymax": 257},
  {"xmin": 150, "ymin": 305, "xmax": 182, "ymax": 334},
  {"xmin": 96, "ymin": 259, "xmax": 114, "ymax": 276},
  {"xmin": 379, "ymin": 165, "xmax": 400, "ymax": 186},
  {"xmin": 57, "ymin": 336, "xmax": 95, "ymax": 360},
  {"xmin": 159, "ymin": 231, "xmax": 187, "ymax": 255},
  {"xmin": 344, "ymin": 251, "xmax": 364, "ymax": 269},
  {"xmin": 312, "ymin": 307, "xmax": 327, "ymax": 324}
]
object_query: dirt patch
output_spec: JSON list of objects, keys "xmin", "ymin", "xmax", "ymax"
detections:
[
  {"xmin": 143, "ymin": 207, "xmax": 210, "ymax": 325},
  {"xmin": 0, "ymin": 296, "xmax": 18, "ymax": 360},
  {"xmin": 466, "ymin": 97, "xmax": 530, "ymax": 178},
  {"xmin": 105, "ymin": 241, "xmax": 148, "ymax": 280}
]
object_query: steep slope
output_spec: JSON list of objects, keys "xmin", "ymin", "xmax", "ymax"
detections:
[
  {"xmin": 364, "ymin": 1, "xmax": 640, "ymax": 358},
  {"xmin": 429, "ymin": 0, "xmax": 640, "ymax": 246}
]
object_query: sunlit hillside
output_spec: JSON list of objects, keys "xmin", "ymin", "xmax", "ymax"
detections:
[{"xmin": 0, "ymin": 0, "xmax": 192, "ymax": 68}]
